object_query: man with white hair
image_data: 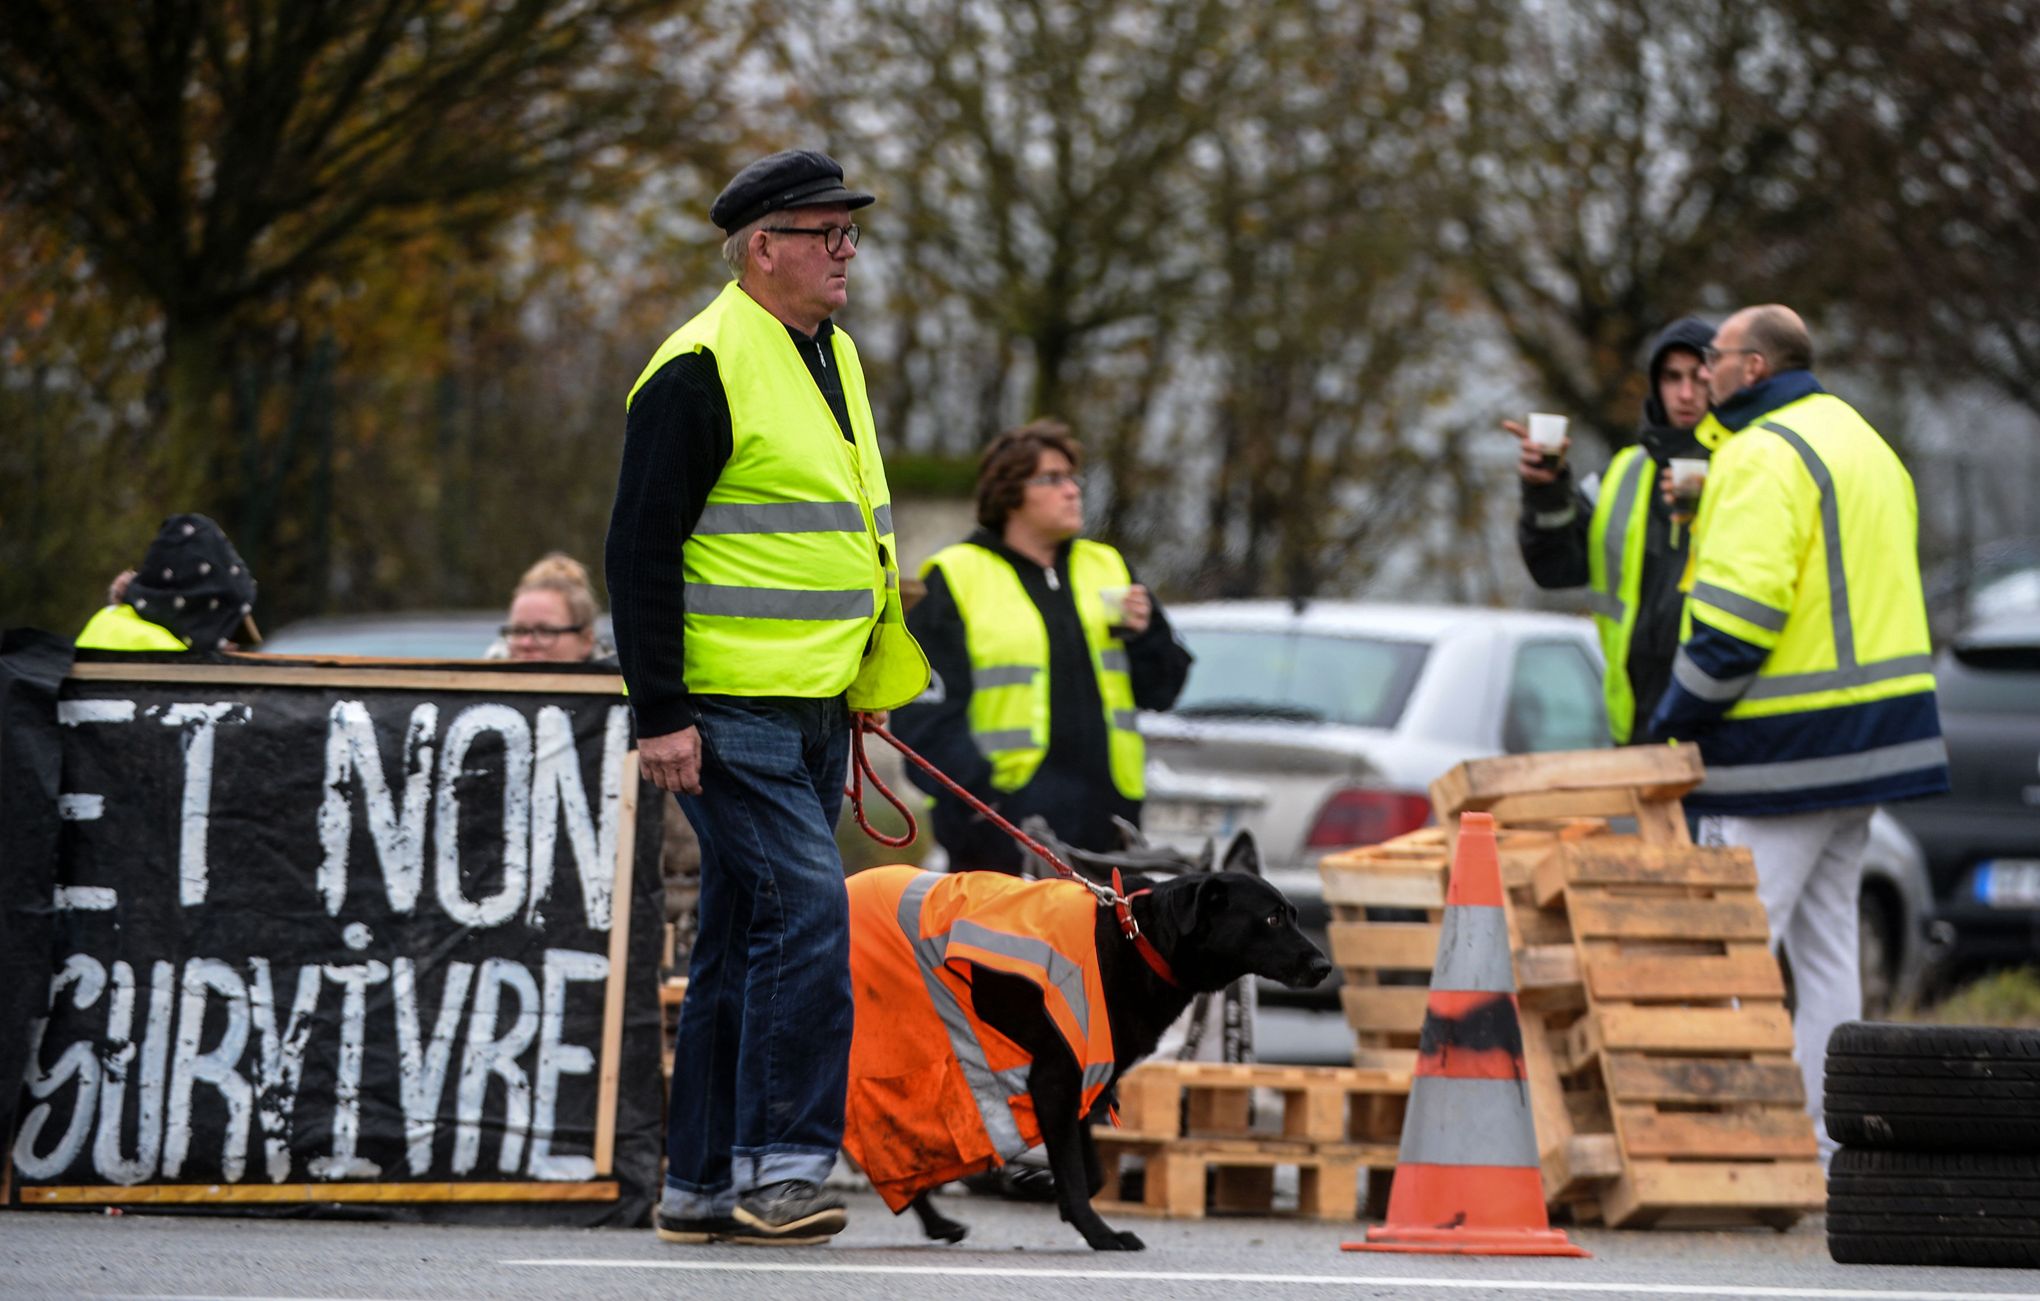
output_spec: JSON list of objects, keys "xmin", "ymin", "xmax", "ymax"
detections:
[
  {"xmin": 607, "ymin": 149, "xmax": 928, "ymax": 1245},
  {"xmin": 1650, "ymin": 304, "xmax": 1948, "ymax": 1167}
]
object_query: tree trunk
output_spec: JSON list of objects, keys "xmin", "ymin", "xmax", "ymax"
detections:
[{"xmin": 159, "ymin": 313, "xmax": 234, "ymax": 520}]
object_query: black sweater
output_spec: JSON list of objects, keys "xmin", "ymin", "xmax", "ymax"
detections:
[
  {"xmin": 890, "ymin": 529, "xmax": 1194, "ymax": 871},
  {"xmin": 604, "ymin": 318, "xmax": 856, "ymax": 738}
]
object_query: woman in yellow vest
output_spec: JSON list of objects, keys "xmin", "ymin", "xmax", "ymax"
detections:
[
  {"xmin": 893, "ymin": 420, "xmax": 1192, "ymax": 875},
  {"xmin": 75, "ymin": 514, "xmax": 261, "ymax": 653}
]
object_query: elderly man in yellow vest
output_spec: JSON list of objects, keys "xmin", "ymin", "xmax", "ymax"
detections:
[
  {"xmin": 606, "ymin": 149, "xmax": 928, "ymax": 1246},
  {"xmin": 893, "ymin": 420, "xmax": 1192, "ymax": 875},
  {"xmin": 1649, "ymin": 304, "xmax": 1949, "ymax": 1168}
]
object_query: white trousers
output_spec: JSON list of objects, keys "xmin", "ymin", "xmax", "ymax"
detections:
[{"xmin": 1698, "ymin": 805, "xmax": 1874, "ymax": 1168}]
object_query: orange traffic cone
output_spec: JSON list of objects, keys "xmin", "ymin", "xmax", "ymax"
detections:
[{"xmin": 1343, "ymin": 811, "xmax": 1588, "ymax": 1257}]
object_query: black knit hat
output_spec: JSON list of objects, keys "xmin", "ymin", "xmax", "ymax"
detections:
[
  {"xmin": 709, "ymin": 149, "xmax": 874, "ymax": 234},
  {"xmin": 123, "ymin": 514, "xmax": 261, "ymax": 650}
]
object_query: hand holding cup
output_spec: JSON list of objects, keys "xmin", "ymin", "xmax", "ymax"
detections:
[
  {"xmin": 1504, "ymin": 414, "xmax": 1571, "ymax": 485},
  {"xmin": 1100, "ymin": 584, "xmax": 1151, "ymax": 637}
]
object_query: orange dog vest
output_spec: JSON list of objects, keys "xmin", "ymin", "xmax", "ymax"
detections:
[{"xmin": 842, "ymin": 866, "xmax": 1118, "ymax": 1211}]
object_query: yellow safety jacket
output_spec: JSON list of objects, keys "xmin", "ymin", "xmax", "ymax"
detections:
[
  {"xmin": 842, "ymin": 865, "xmax": 1118, "ymax": 1211},
  {"xmin": 921, "ymin": 539, "xmax": 1144, "ymax": 799},
  {"xmin": 1657, "ymin": 375, "xmax": 1948, "ymax": 813},
  {"xmin": 75, "ymin": 605, "xmax": 187, "ymax": 651},
  {"xmin": 1584, "ymin": 443, "xmax": 1655, "ymax": 745},
  {"xmin": 626, "ymin": 282, "xmax": 928, "ymax": 710}
]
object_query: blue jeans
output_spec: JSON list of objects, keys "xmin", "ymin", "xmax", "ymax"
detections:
[{"xmin": 663, "ymin": 694, "xmax": 853, "ymax": 1217}]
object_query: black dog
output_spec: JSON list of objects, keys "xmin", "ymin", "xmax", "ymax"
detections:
[{"xmin": 899, "ymin": 869, "xmax": 1332, "ymax": 1251}]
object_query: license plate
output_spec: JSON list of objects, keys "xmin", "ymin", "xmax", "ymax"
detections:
[
  {"xmin": 1144, "ymin": 798, "xmax": 1237, "ymax": 842},
  {"xmin": 1975, "ymin": 859, "xmax": 2040, "ymax": 908}
]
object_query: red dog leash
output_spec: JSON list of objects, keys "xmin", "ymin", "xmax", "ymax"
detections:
[{"xmin": 846, "ymin": 717, "xmax": 1177, "ymax": 985}]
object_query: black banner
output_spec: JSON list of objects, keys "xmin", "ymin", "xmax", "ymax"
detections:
[{"xmin": 3, "ymin": 655, "xmax": 664, "ymax": 1224}]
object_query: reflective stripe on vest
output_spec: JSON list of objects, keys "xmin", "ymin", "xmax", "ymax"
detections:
[
  {"xmin": 1584, "ymin": 445, "xmax": 1652, "ymax": 742},
  {"xmin": 924, "ymin": 539, "xmax": 1145, "ymax": 799},
  {"xmin": 897, "ymin": 873, "xmax": 1031, "ymax": 1159},
  {"xmin": 625, "ymin": 283, "xmax": 927, "ymax": 706}
]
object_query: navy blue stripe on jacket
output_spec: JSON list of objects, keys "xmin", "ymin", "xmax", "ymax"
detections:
[{"xmin": 1651, "ymin": 621, "xmax": 1948, "ymax": 815}]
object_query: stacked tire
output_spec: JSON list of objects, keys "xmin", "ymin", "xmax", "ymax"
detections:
[{"xmin": 1825, "ymin": 1021, "xmax": 2040, "ymax": 1268}]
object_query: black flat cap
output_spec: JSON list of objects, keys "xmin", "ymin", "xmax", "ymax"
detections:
[
  {"xmin": 124, "ymin": 513, "xmax": 261, "ymax": 650},
  {"xmin": 710, "ymin": 149, "xmax": 874, "ymax": 233}
]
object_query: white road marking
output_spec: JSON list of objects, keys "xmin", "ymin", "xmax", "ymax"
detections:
[{"xmin": 504, "ymin": 1258, "xmax": 2040, "ymax": 1301}]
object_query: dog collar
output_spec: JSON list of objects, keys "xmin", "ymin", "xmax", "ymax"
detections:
[{"xmin": 1111, "ymin": 868, "xmax": 1178, "ymax": 986}]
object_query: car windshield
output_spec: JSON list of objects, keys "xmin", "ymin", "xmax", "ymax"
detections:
[
  {"xmin": 1168, "ymin": 629, "xmax": 1427, "ymax": 729},
  {"xmin": 1940, "ymin": 642, "xmax": 2040, "ymax": 713}
]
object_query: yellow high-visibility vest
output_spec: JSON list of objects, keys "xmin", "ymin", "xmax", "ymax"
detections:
[
  {"xmin": 1584, "ymin": 443, "xmax": 1654, "ymax": 744},
  {"xmin": 922, "ymin": 539, "xmax": 1144, "ymax": 799},
  {"xmin": 76, "ymin": 604, "xmax": 187, "ymax": 651},
  {"xmin": 1684, "ymin": 392, "xmax": 1936, "ymax": 718},
  {"xmin": 627, "ymin": 282, "xmax": 927, "ymax": 710}
]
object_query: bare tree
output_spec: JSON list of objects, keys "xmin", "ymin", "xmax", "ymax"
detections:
[
  {"xmin": 1431, "ymin": 0, "xmax": 1858, "ymax": 448},
  {"xmin": 0, "ymin": 0, "xmax": 693, "ymax": 520}
]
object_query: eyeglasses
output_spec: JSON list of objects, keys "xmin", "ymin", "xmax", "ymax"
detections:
[
  {"xmin": 501, "ymin": 623, "xmax": 586, "ymax": 642},
  {"xmin": 1702, "ymin": 345, "xmax": 1762, "ymax": 365},
  {"xmin": 765, "ymin": 222, "xmax": 860, "ymax": 254},
  {"xmin": 1025, "ymin": 471, "xmax": 1082, "ymax": 490}
]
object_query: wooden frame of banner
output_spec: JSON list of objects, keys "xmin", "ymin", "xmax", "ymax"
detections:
[
  {"xmin": 66, "ymin": 660, "xmax": 628, "ymax": 694},
  {"xmin": 594, "ymin": 750, "xmax": 639, "ymax": 1175},
  {"xmin": 13, "ymin": 662, "xmax": 644, "ymax": 1208}
]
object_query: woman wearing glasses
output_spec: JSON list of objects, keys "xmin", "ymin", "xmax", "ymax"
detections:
[
  {"xmin": 894, "ymin": 419, "xmax": 1193, "ymax": 877},
  {"xmin": 497, "ymin": 552, "xmax": 614, "ymax": 664}
]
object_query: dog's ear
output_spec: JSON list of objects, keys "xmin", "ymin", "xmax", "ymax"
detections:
[{"xmin": 1165, "ymin": 873, "xmax": 1229, "ymax": 938}]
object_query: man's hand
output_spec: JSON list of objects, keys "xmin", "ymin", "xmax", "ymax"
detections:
[
  {"xmin": 1503, "ymin": 418, "xmax": 1568, "ymax": 486},
  {"xmin": 640, "ymin": 726, "xmax": 703, "ymax": 795},
  {"xmin": 854, "ymin": 709, "xmax": 889, "ymax": 730},
  {"xmin": 1120, "ymin": 585, "xmax": 1153, "ymax": 636}
]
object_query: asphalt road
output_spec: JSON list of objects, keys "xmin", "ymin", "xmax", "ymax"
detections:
[{"xmin": 5, "ymin": 1191, "xmax": 2038, "ymax": 1301}]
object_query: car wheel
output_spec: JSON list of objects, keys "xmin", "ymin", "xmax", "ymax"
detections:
[
  {"xmin": 1825, "ymin": 1022, "xmax": 2040, "ymax": 1152},
  {"xmin": 1857, "ymin": 887, "xmax": 1896, "ymax": 1019},
  {"xmin": 1828, "ymin": 1148, "xmax": 2040, "ymax": 1267}
]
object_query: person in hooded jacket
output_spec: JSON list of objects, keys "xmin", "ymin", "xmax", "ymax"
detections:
[
  {"xmin": 894, "ymin": 419, "xmax": 1193, "ymax": 875},
  {"xmin": 1506, "ymin": 315, "xmax": 1715, "ymax": 745},
  {"xmin": 76, "ymin": 514, "xmax": 261, "ymax": 653}
]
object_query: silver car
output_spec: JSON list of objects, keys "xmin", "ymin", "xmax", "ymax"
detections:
[{"xmin": 1139, "ymin": 599, "xmax": 1936, "ymax": 1061}]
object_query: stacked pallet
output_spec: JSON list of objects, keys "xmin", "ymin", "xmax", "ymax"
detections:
[
  {"xmin": 1091, "ymin": 1060, "xmax": 1408, "ymax": 1220},
  {"xmin": 1319, "ymin": 746, "xmax": 1827, "ymax": 1229}
]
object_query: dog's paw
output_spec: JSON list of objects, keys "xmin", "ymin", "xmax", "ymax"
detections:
[
  {"xmin": 926, "ymin": 1221, "xmax": 968, "ymax": 1245},
  {"xmin": 1089, "ymin": 1228, "xmax": 1145, "ymax": 1251}
]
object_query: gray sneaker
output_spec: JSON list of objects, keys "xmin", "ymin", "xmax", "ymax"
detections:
[
  {"xmin": 654, "ymin": 1206, "xmax": 740, "ymax": 1243},
  {"xmin": 730, "ymin": 1180, "xmax": 847, "ymax": 1245}
]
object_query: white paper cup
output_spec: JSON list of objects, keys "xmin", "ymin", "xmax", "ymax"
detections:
[
  {"xmin": 1669, "ymin": 456, "xmax": 1709, "ymax": 501},
  {"xmin": 1098, "ymin": 585, "xmax": 1131, "ymax": 622},
  {"xmin": 1526, "ymin": 412, "xmax": 1569, "ymax": 453}
]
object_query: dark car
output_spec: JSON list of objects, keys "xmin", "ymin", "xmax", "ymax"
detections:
[{"xmin": 1887, "ymin": 612, "xmax": 2040, "ymax": 971}]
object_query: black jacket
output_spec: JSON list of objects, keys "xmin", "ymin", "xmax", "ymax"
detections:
[
  {"xmin": 1518, "ymin": 315, "xmax": 1713, "ymax": 742},
  {"xmin": 891, "ymin": 529, "xmax": 1193, "ymax": 872}
]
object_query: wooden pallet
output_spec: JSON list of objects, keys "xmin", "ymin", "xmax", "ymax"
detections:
[
  {"xmin": 1520, "ymin": 836, "xmax": 1824, "ymax": 1227},
  {"xmin": 1114, "ymin": 1059, "xmax": 1412, "ymax": 1146},
  {"xmin": 1091, "ymin": 1133, "xmax": 1388, "ymax": 1221},
  {"xmin": 1317, "ymin": 834, "xmax": 1447, "ymax": 1071},
  {"xmin": 1318, "ymin": 819, "xmax": 1606, "ymax": 1069},
  {"xmin": 1421, "ymin": 746, "xmax": 1825, "ymax": 1229}
]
